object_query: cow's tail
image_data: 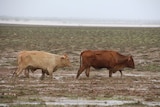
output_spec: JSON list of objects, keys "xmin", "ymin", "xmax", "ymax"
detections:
[
  {"xmin": 12, "ymin": 53, "xmax": 22, "ymax": 76},
  {"xmin": 77, "ymin": 51, "xmax": 85, "ymax": 79},
  {"xmin": 79, "ymin": 53, "xmax": 82, "ymax": 68},
  {"xmin": 79, "ymin": 52, "xmax": 83, "ymax": 69}
]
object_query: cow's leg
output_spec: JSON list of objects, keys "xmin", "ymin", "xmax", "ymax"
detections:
[
  {"xmin": 109, "ymin": 70, "xmax": 113, "ymax": 77},
  {"xmin": 119, "ymin": 70, "xmax": 123, "ymax": 77},
  {"xmin": 47, "ymin": 67, "xmax": 54, "ymax": 79},
  {"xmin": 45, "ymin": 70, "xmax": 49, "ymax": 75},
  {"xmin": 49, "ymin": 71, "xmax": 53, "ymax": 79},
  {"xmin": 12, "ymin": 69, "xmax": 18, "ymax": 77},
  {"xmin": 13, "ymin": 67, "xmax": 20, "ymax": 77},
  {"xmin": 76, "ymin": 66, "xmax": 86, "ymax": 79},
  {"xmin": 12, "ymin": 67, "xmax": 22, "ymax": 82},
  {"xmin": 85, "ymin": 67, "xmax": 90, "ymax": 77},
  {"xmin": 16, "ymin": 64, "xmax": 30, "ymax": 77},
  {"xmin": 53, "ymin": 67, "xmax": 58, "ymax": 73},
  {"xmin": 109, "ymin": 69, "xmax": 117, "ymax": 77},
  {"xmin": 40, "ymin": 70, "xmax": 45, "ymax": 80},
  {"xmin": 12, "ymin": 71, "xmax": 17, "ymax": 77},
  {"xmin": 24, "ymin": 69, "xmax": 29, "ymax": 78},
  {"xmin": 15, "ymin": 66, "xmax": 25, "ymax": 77},
  {"xmin": 16, "ymin": 68, "xmax": 24, "ymax": 76}
]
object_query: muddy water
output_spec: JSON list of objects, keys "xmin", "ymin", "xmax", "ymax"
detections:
[
  {"xmin": 1, "ymin": 97, "xmax": 160, "ymax": 107},
  {"xmin": 0, "ymin": 68, "xmax": 160, "ymax": 107},
  {"xmin": 2, "ymin": 99, "xmax": 136, "ymax": 107}
]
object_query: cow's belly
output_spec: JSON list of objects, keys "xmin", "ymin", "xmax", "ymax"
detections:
[{"xmin": 91, "ymin": 64, "xmax": 109, "ymax": 69}]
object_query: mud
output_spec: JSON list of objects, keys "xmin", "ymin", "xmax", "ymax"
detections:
[
  {"xmin": 0, "ymin": 67, "xmax": 160, "ymax": 107},
  {"xmin": 1, "ymin": 25, "xmax": 160, "ymax": 106}
]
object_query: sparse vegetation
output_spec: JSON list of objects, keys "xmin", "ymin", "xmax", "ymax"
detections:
[
  {"xmin": 0, "ymin": 25, "xmax": 160, "ymax": 71},
  {"xmin": 0, "ymin": 25, "xmax": 160, "ymax": 51},
  {"xmin": 0, "ymin": 25, "xmax": 160, "ymax": 106}
]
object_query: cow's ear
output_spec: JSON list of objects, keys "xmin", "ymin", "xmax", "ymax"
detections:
[
  {"xmin": 64, "ymin": 53, "xmax": 68, "ymax": 56},
  {"xmin": 64, "ymin": 54, "xmax": 68, "ymax": 58},
  {"xmin": 61, "ymin": 56, "xmax": 65, "ymax": 59},
  {"xmin": 128, "ymin": 56, "xmax": 132, "ymax": 61}
]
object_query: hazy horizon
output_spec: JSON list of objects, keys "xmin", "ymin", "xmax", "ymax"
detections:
[
  {"xmin": 0, "ymin": 16, "xmax": 159, "ymax": 27},
  {"xmin": 0, "ymin": 0, "xmax": 160, "ymax": 21}
]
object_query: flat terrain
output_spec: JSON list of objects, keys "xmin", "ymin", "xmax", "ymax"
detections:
[{"xmin": 0, "ymin": 25, "xmax": 160, "ymax": 107}]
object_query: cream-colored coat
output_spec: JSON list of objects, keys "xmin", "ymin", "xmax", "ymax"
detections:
[{"xmin": 15, "ymin": 51, "xmax": 71, "ymax": 78}]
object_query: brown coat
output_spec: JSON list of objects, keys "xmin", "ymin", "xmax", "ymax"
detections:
[{"xmin": 76, "ymin": 50, "xmax": 135, "ymax": 78}]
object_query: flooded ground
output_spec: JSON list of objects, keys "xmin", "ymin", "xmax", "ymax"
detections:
[
  {"xmin": 0, "ymin": 68, "xmax": 160, "ymax": 107},
  {"xmin": 0, "ymin": 26, "xmax": 160, "ymax": 106}
]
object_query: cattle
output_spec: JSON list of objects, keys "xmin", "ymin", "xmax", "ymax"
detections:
[
  {"xmin": 14, "ymin": 51, "xmax": 71, "ymax": 79},
  {"xmin": 76, "ymin": 50, "xmax": 135, "ymax": 78}
]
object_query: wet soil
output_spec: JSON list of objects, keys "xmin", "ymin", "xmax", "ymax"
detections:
[
  {"xmin": 0, "ymin": 67, "xmax": 160, "ymax": 106},
  {"xmin": 0, "ymin": 26, "xmax": 160, "ymax": 106}
]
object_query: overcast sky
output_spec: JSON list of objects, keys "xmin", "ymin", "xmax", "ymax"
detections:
[{"xmin": 0, "ymin": 0, "xmax": 160, "ymax": 21}]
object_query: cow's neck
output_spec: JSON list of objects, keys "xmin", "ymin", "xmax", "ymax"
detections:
[
  {"xmin": 116, "ymin": 55, "xmax": 128, "ymax": 64},
  {"xmin": 113, "ymin": 64, "xmax": 126, "ymax": 71}
]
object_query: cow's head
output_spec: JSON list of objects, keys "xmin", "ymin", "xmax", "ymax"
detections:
[
  {"xmin": 127, "ymin": 56, "xmax": 135, "ymax": 69},
  {"xmin": 61, "ymin": 54, "xmax": 71, "ymax": 67}
]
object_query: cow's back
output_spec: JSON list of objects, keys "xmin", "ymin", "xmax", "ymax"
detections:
[
  {"xmin": 18, "ymin": 51, "xmax": 57, "ymax": 68},
  {"xmin": 93, "ymin": 50, "xmax": 118, "ymax": 68},
  {"xmin": 81, "ymin": 50, "xmax": 118, "ymax": 69}
]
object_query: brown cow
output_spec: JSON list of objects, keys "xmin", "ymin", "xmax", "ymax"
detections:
[
  {"xmin": 76, "ymin": 50, "xmax": 135, "ymax": 78},
  {"xmin": 14, "ymin": 51, "xmax": 71, "ymax": 79}
]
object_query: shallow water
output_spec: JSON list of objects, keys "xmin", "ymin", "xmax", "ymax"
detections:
[
  {"xmin": 1, "ymin": 95, "xmax": 160, "ymax": 107},
  {"xmin": 1, "ymin": 68, "xmax": 160, "ymax": 107},
  {"xmin": 45, "ymin": 99, "xmax": 135, "ymax": 106},
  {"xmin": 1, "ymin": 98, "xmax": 160, "ymax": 107},
  {"xmin": 0, "ymin": 99, "xmax": 136, "ymax": 107}
]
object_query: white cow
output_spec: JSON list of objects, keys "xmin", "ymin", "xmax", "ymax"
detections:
[{"xmin": 14, "ymin": 51, "xmax": 71, "ymax": 79}]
